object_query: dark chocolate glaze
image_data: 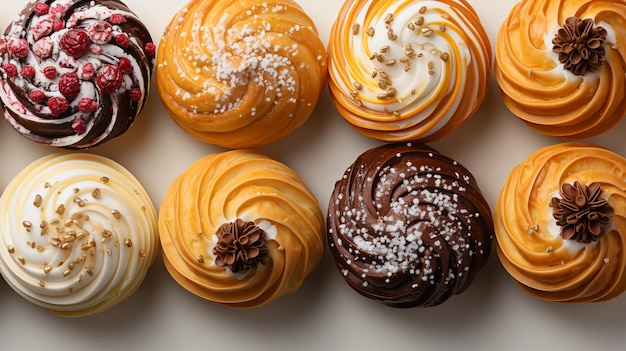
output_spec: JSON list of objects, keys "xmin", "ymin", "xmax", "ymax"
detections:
[
  {"xmin": 0, "ymin": 0, "xmax": 154, "ymax": 149},
  {"xmin": 327, "ymin": 143, "xmax": 494, "ymax": 307}
]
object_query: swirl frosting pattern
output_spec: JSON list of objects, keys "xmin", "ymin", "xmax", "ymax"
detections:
[
  {"xmin": 158, "ymin": 150, "xmax": 325, "ymax": 308},
  {"xmin": 0, "ymin": 0, "xmax": 155, "ymax": 149},
  {"xmin": 327, "ymin": 0, "xmax": 491, "ymax": 142},
  {"xmin": 494, "ymin": 0, "xmax": 626, "ymax": 138},
  {"xmin": 156, "ymin": 0, "xmax": 327, "ymax": 149},
  {"xmin": 0, "ymin": 153, "xmax": 159, "ymax": 316},
  {"xmin": 327, "ymin": 143, "xmax": 493, "ymax": 307},
  {"xmin": 495, "ymin": 143, "xmax": 626, "ymax": 302}
]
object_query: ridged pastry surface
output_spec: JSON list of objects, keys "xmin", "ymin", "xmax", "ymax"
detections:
[
  {"xmin": 327, "ymin": 143, "xmax": 493, "ymax": 307},
  {"xmin": 158, "ymin": 150, "xmax": 325, "ymax": 308},
  {"xmin": 495, "ymin": 142, "xmax": 626, "ymax": 302},
  {"xmin": 156, "ymin": 0, "xmax": 327, "ymax": 149},
  {"xmin": 327, "ymin": 0, "xmax": 491, "ymax": 142},
  {"xmin": 0, "ymin": 153, "xmax": 159, "ymax": 317},
  {"xmin": 0, "ymin": 0, "xmax": 155, "ymax": 149},
  {"xmin": 494, "ymin": 0, "xmax": 626, "ymax": 138}
]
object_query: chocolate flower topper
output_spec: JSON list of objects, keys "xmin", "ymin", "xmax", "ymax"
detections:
[
  {"xmin": 213, "ymin": 219, "xmax": 268, "ymax": 273},
  {"xmin": 550, "ymin": 181, "xmax": 614, "ymax": 243},
  {"xmin": 552, "ymin": 16, "xmax": 608, "ymax": 76}
]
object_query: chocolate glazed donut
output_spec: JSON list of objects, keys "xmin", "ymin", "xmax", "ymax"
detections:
[
  {"xmin": 0, "ymin": 0, "xmax": 155, "ymax": 149},
  {"xmin": 327, "ymin": 143, "xmax": 494, "ymax": 307}
]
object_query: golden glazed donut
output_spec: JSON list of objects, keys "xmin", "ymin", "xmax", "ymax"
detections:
[
  {"xmin": 495, "ymin": 0, "xmax": 626, "ymax": 138},
  {"xmin": 156, "ymin": 0, "xmax": 327, "ymax": 149},
  {"xmin": 159, "ymin": 150, "xmax": 325, "ymax": 308},
  {"xmin": 0, "ymin": 153, "xmax": 159, "ymax": 317},
  {"xmin": 495, "ymin": 143, "xmax": 626, "ymax": 303},
  {"xmin": 327, "ymin": 0, "xmax": 492, "ymax": 142}
]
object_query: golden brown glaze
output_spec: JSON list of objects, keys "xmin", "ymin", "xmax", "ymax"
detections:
[
  {"xmin": 327, "ymin": 0, "xmax": 491, "ymax": 142},
  {"xmin": 156, "ymin": 0, "xmax": 327, "ymax": 148},
  {"xmin": 494, "ymin": 0, "xmax": 626, "ymax": 138},
  {"xmin": 495, "ymin": 143, "xmax": 626, "ymax": 302},
  {"xmin": 158, "ymin": 150, "xmax": 325, "ymax": 308}
]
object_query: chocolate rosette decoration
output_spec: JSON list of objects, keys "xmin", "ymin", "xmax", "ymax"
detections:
[
  {"xmin": 158, "ymin": 150, "xmax": 325, "ymax": 308},
  {"xmin": 327, "ymin": 143, "xmax": 493, "ymax": 307},
  {"xmin": 495, "ymin": 0, "xmax": 626, "ymax": 138},
  {"xmin": 0, "ymin": 0, "xmax": 155, "ymax": 149},
  {"xmin": 156, "ymin": 0, "xmax": 327, "ymax": 149},
  {"xmin": 327, "ymin": 0, "xmax": 492, "ymax": 142},
  {"xmin": 0, "ymin": 153, "xmax": 159, "ymax": 316},
  {"xmin": 495, "ymin": 143, "xmax": 626, "ymax": 302}
]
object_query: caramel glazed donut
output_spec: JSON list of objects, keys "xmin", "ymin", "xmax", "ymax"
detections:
[
  {"xmin": 327, "ymin": 143, "xmax": 494, "ymax": 307},
  {"xmin": 159, "ymin": 150, "xmax": 325, "ymax": 308},
  {"xmin": 0, "ymin": 0, "xmax": 155, "ymax": 149},
  {"xmin": 328, "ymin": 0, "xmax": 491, "ymax": 142},
  {"xmin": 495, "ymin": 0, "xmax": 626, "ymax": 138},
  {"xmin": 156, "ymin": 0, "xmax": 327, "ymax": 149},
  {"xmin": 495, "ymin": 143, "xmax": 626, "ymax": 302}
]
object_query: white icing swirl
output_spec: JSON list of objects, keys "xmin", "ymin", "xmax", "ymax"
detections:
[
  {"xmin": 0, "ymin": 0, "xmax": 155, "ymax": 149},
  {"xmin": 328, "ymin": 0, "xmax": 491, "ymax": 142},
  {"xmin": 0, "ymin": 153, "xmax": 158, "ymax": 316}
]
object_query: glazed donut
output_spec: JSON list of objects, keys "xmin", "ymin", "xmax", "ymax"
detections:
[{"xmin": 0, "ymin": 0, "xmax": 155, "ymax": 149}]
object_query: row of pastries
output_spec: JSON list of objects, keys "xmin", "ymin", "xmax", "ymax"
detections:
[{"xmin": 0, "ymin": 0, "xmax": 624, "ymax": 317}]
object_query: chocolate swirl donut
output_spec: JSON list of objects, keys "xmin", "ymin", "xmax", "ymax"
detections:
[
  {"xmin": 327, "ymin": 143, "xmax": 493, "ymax": 307},
  {"xmin": 0, "ymin": 0, "xmax": 155, "ymax": 149},
  {"xmin": 0, "ymin": 153, "xmax": 159, "ymax": 317},
  {"xmin": 494, "ymin": 0, "xmax": 626, "ymax": 138},
  {"xmin": 327, "ymin": 0, "xmax": 492, "ymax": 142},
  {"xmin": 159, "ymin": 150, "xmax": 325, "ymax": 308},
  {"xmin": 156, "ymin": 0, "xmax": 327, "ymax": 149},
  {"xmin": 495, "ymin": 143, "xmax": 626, "ymax": 302}
]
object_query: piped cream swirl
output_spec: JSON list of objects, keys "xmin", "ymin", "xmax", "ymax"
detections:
[
  {"xmin": 494, "ymin": 0, "xmax": 626, "ymax": 138},
  {"xmin": 328, "ymin": 0, "xmax": 491, "ymax": 142},
  {"xmin": 0, "ymin": 153, "xmax": 159, "ymax": 316}
]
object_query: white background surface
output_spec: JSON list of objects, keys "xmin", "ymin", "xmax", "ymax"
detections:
[{"xmin": 0, "ymin": 0, "xmax": 625, "ymax": 350}]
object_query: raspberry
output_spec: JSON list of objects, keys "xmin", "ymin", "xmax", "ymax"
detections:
[
  {"xmin": 130, "ymin": 88, "xmax": 142, "ymax": 101},
  {"xmin": 8, "ymin": 39, "xmax": 28, "ymax": 58},
  {"xmin": 50, "ymin": 3, "xmax": 68, "ymax": 16},
  {"xmin": 72, "ymin": 118, "xmax": 86, "ymax": 134},
  {"xmin": 31, "ymin": 17, "xmax": 53, "ymax": 40},
  {"xmin": 29, "ymin": 90, "xmax": 46, "ymax": 103},
  {"xmin": 33, "ymin": 37, "xmax": 53, "ymax": 58},
  {"xmin": 115, "ymin": 34, "xmax": 129, "ymax": 47},
  {"xmin": 20, "ymin": 65, "xmax": 36, "ymax": 79},
  {"xmin": 0, "ymin": 39, "xmax": 7, "ymax": 55},
  {"xmin": 90, "ymin": 44, "xmax": 103, "ymax": 55},
  {"xmin": 60, "ymin": 29, "xmax": 91, "ymax": 58},
  {"xmin": 78, "ymin": 98, "xmax": 98, "ymax": 113},
  {"xmin": 53, "ymin": 20, "xmax": 65, "ymax": 32},
  {"xmin": 43, "ymin": 66, "xmax": 57, "ymax": 80},
  {"xmin": 119, "ymin": 57, "xmax": 132, "ymax": 73},
  {"xmin": 34, "ymin": 3, "xmax": 50, "ymax": 15},
  {"xmin": 109, "ymin": 14, "xmax": 126, "ymax": 24},
  {"xmin": 89, "ymin": 21, "xmax": 113, "ymax": 44},
  {"xmin": 96, "ymin": 65, "xmax": 123, "ymax": 94},
  {"xmin": 145, "ymin": 43, "xmax": 156, "ymax": 57},
  {"xmin": 4, "ymin": 64, "xmax": 17, "ymax": 77},
  {"xmin": 81, "ymin": 62, "xmax": 95, "ymax": 80},
  {"xmin": 48, "ymin": 96, "xmax": 69, "ymax": 116},
  {"xmin": 58, "ymin": 72, "xmax": 81, "ymax": 99}
]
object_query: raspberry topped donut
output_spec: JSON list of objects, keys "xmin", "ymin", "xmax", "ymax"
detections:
[{"xmin": 0, "ymin": 0, "xmax": 155, "ymax": 149}]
